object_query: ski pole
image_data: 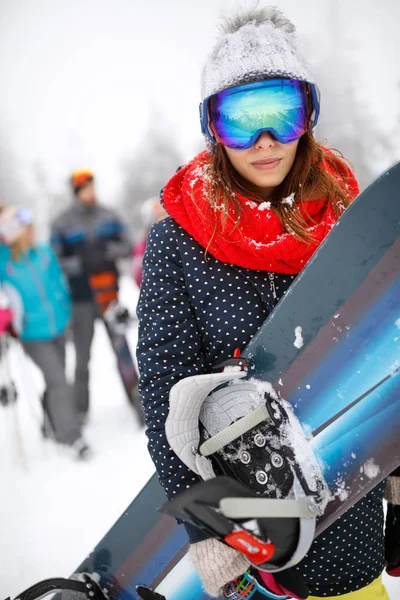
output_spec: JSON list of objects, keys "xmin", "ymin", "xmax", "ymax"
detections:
[
  {"xmin": 10, "ymin": 394, "xmax": 27, "ymax": 470},
  {"xmin": 0, "ymin": 334, "xmax": 27, "ymax": 468},
  {"xmin": 11, "ymin": 338, "xmax": 45, "ymax": 426}
]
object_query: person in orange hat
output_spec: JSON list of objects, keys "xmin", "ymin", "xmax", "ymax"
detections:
[{"xmin": 51, "ymin": 169, "xmax": 132, "ymax": 423}]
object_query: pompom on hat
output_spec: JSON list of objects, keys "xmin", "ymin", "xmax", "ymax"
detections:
[{"xmin": 0, "ymin": 206, "xmax": 33, "ymax": 246}]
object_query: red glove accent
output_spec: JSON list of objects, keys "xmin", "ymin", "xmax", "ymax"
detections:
[
  {"xmin": 0, "ymin": 308, "xmax": 13, "ymax": 334},
  {"xmin": 387, "ymin": 565, "xmax": 400, "ymax": 577}
]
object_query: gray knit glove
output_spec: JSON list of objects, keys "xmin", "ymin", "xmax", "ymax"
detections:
[
  {"xmin": 189, "ymin": 538, "xmax": 251, "ymax": 598},
  {"xmin": 385, "ymin": 469, "xmax": 400, "ymax": 504},
  {"xmin": 385, "ymin": 467, "xmax": 400, "ymax": 576}
]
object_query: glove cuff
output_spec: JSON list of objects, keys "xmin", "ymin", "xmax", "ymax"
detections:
[
  {"xmin": 385, "ymin": 475, "xmax": 400, "ymax": 504},
  {"xmin": 189, "ymin": 538, "xmax": 250, "ymax": 598}
]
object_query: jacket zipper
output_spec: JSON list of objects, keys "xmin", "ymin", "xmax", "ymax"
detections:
[
  {"xmin": 268, "ymin": 272, "xmax": 278, "ymax": 301},
  {"xmin": 26, "ymin": 254, "xmax": 58, "ymax": 337}
]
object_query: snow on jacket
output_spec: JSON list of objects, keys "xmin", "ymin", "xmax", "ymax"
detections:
[
  {"xmin": 0, "ymin": 244, "xmax": 71, "ymax": 341},
  {"xmin": 136, "ymin": 216, "xmax": 385, "ymax": 597},
  {"xmin": 51, "ymin": 203, "xmax": 131, "ymax": 302}
]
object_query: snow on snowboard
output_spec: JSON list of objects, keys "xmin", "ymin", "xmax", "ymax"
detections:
[{"xmin": 6, "ymin": 162, "xmax": 400, "ymax": 600}]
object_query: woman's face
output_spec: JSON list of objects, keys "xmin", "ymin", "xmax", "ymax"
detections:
[{"xmin": 224, "ymin": 132, "xmax": 299, "ymax": 199}]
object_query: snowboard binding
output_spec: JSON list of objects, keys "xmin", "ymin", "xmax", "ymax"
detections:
[
  {"xmin": 103, "ymin": 301, "xmax": 133, "ymax": 334},
  {"xmin": 4, "ymin": 574, "xmax": 107, "ymax": 600},
  {"xmin": 164, "ymin": 352, "xmax": 327, "ymax": 571}
]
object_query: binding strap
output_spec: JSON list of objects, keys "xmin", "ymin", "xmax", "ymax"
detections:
[{"xmin": 8, "ymin": 575, "xmax": 106, "ymax": 600}]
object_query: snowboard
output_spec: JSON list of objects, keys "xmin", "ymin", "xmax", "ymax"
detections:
[
  {"xmin": 61, "ymin": 475, "xmax": 208, "ymax": 600},
  {"xmin": 239, "ymin": 161, "xmax": 400, "ymax": 537},
  {"xmin": 8, "ymin": 162, "xmax": 400, "ymax": 600},
  {"xmin": 162, "ymin": 161, "xmax": 400, "ymax": 566},
  {"xmin": 89, "ymin": 272, "xmax": 144, "ymax": 425}
]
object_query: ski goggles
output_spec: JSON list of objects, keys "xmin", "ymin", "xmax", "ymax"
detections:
[
  {"xmin": 15, "ymin": 206, "xmax": 33, "ymax": 225},
  {"xmin": 200, "ymin": 79, "xmax": 320, "ymax": 149}
]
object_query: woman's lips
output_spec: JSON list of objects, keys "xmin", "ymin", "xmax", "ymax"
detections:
[{"xmin": 251, "ymin": 158, "xmax": 282, "ymax": 171}]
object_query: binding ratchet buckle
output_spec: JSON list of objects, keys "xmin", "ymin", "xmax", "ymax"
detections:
[
  {"xmin": 179, "ymin": 493, "xmax": 277, "ymax": 567},
  {"xmin": 212, "ymin": 348, "xmax": 251, "ymax": 373},
  {"xmin": 225, "ymin": 530, "xmax": 275, "ymax": 565}
]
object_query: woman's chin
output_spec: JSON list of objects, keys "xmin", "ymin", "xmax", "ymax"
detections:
[{"xmin": 247, "ymin": 171, "xmax": 285, "ymax": 190}]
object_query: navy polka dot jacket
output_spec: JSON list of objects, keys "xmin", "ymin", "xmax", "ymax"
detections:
[{"xmin": 136, "ymin": 216, "xmax": 385, "ymax": 597}]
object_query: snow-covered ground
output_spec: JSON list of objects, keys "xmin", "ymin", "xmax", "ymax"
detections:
[
  {"xmin": 0, "ymin": 278, "xmax": 399, "ymax": 599},
  {"xmin": 0, "ymin": 278, "xmax": 154, "ymax": 598}
]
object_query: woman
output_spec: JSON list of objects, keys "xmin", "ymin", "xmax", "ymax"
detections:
[
  {"xmin": 137, "ymin": 7, "xmax": 393, "ymax": 599},
  {"xmin": 0, "ymin": 205, "xmax": 90, "ymax": 460}
]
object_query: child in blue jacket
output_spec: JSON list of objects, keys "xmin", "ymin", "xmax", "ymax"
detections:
[{"xmin": 0, "ymin": 206, "xmax": 90, "ymax": 460}]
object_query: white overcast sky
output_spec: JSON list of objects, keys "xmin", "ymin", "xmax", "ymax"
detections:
[{"xmin": 0, "ymin": 0, "xmax": 399, "ymax": 201}]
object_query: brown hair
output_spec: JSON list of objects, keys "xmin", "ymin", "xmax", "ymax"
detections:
[
  {"xmin": 10, "ymin": 227, "xmax": 32, "ymax": 261},
  {"xmin": 203, "ymin": 132, "xmax": 355, "ymax": 244}
]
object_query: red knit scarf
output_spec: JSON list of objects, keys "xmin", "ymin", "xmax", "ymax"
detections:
[{"xmin": 162, "ymin": 150, "xmax": 359, "ymax": 275}]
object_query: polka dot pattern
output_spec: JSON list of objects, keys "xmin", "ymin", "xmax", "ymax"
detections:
[
  {"xmin": 296, "ymin": 482, "xmax": 386, "ymax": 596},
  {"xmin": 137, "ymin": 217, "xmax": 293, "ymax": 502},
  {"xmin": 136, "ymin": 217, "xmax": 386, "ymax": 593}
]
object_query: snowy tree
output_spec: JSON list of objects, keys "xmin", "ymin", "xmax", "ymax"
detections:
[
  {"xmin": 32, "ymin": 161, "xmax": 70, "ymax": 240},
  {"xmin": 313, "ymin": 73, "xmax": 389, "ymax": 189},
  {"xmin": 307, "ymin": 2, "xmax": 394, "ymax": 190},
  {"xmin": 0, "ymin": 123, "xmax": 29, "ymax": 207},
  {"xmin": 119, "ymin": 125, "xmax": 182, "ymax": 240}
]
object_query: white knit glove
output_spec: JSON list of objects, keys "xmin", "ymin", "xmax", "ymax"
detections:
[{"xmin": 189, "ymin": 538, "xmax": 251, "ymax": 598}]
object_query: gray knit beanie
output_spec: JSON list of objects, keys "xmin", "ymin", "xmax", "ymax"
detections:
[{"xmin": 201, "ymin": 6, "xmax": 313, "ymax": 101}]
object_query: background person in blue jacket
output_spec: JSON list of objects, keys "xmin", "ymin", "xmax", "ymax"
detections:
[
  {"xmin": 136, "ymin": 6, "xmax": 395, "ymax": 600},
  {"xmin": 0, "ymin": 205, "xmax": 90, "ymax": 460},
  {"xmin": 51, "ymin": 169, "xmax": 132, "ymax": 424}
]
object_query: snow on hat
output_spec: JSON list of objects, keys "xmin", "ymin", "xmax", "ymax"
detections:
[
  {"xmin": 201, "ymin": 6, "xmax": 313, "ymax": 101},
  {"xmin": 0, "ymin": 206, "xmax": 33, "ymax": 246}
]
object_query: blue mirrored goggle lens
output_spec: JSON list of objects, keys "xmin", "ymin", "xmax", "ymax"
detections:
[{"xmin": 207, "ymin": 80, "xmax": 317, "ymax": 149}]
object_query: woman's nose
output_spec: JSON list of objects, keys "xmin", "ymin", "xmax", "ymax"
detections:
[{"xmin": 254, "ymin": 131, "xmax": 276, "ymax": 149}]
